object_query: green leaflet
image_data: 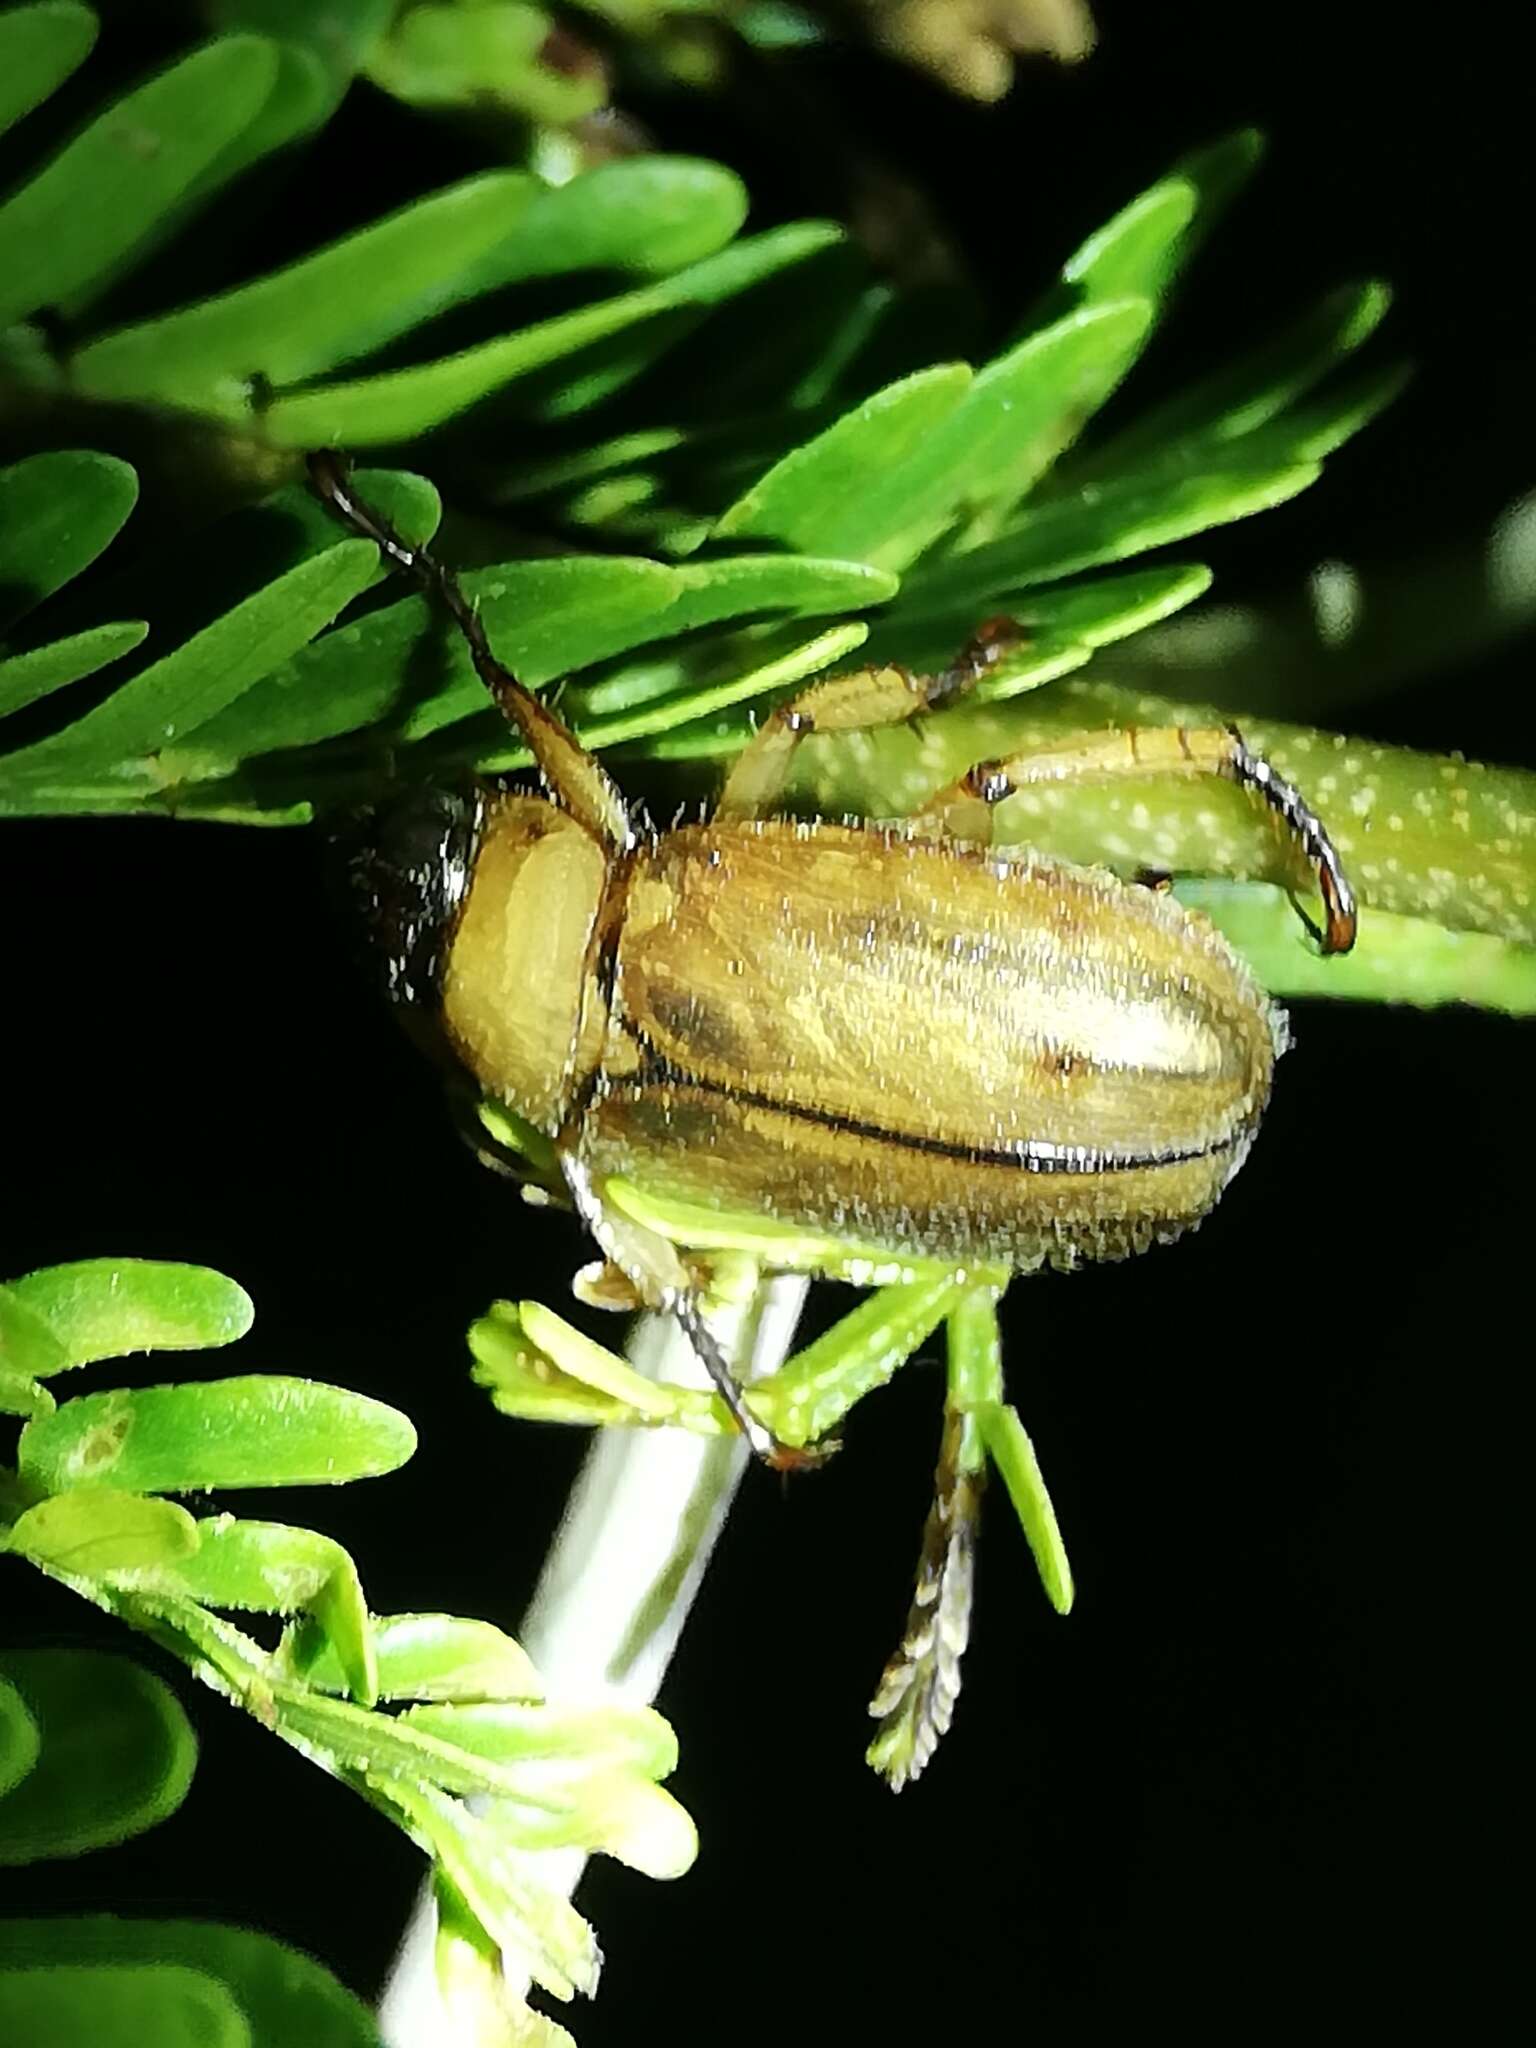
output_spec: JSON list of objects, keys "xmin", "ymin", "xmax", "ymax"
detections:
[
  {"xmin": 0, "ymin": 541, "xmax": 379, "ymax": 778},
  {"xmin": 900, "ymin": 462, "xmax": 1321, "ymax": 614},
  {"xmin": 899, "ymin": 299, "xmax": 1155, "ymax": 554},
  {"xmin": 453, "ymin": 155, "xmax": 749, "ymax": 287},
  {"xmin": 0, "ymin": 1917, "xmax": 381, "ymax": 2047},
  {"xmin": 867, "ymin": 561, "xmax": 1214, "ymax": 675},
  {"xmin": 0, "ymin": 1285, "xmax": 72, "ymax": 1378},
  {"xmin": 70, "ymin": 173, "xmax": 539, "ymax": 409},
  {"xmin": 18, "ymin": 1377, "xmax": 416, "ymax": 1495},
  {"xmin": 367, "ymin": 1777, "xmax": 599, "ymax": 2002},
  {"xmin": 0, "ymin": 624, "xmax": 148, "ymax": 721},
  {"xmin": 363, "ymin": 0, "xmax": 604, "ymax": 125},
  {"xmin": 288, "ymin": 1612, "xmax": 542, "ymax": 1706},
  {"xmin": 0, "ymin": 4, "xmax": 97, "ymax": 139},
  {"xmin": 1180, "ymin": 881, "xmax": 1536, "ymax": 1015},
  {"xmin": 123, "ymin": 1516, "xmax": 378, "ymax": 1707},
  {"xmin": 260, "ymin": 222, "xmax": 841, "ymax": 445},
  {"xmin": 713, "ymin": 362, "xmax": 972, "ymax": 558},
  {"xmin": 0, "ymin": 1964, "xmax": 246, "ymax": 2048},
  {"xmin": 0, "ymin": 1649, "xmax": 197, "ymax": 1864},
  {"xmin": 4, "ymin": 1260, "xmax": 254, "ymax": 1373},
  {"xmin": 0, "ymin": 37, "xmax": 282, "ymax": 327},
  {"xmin": 1028, "ymin": 129, "xmax": 1264, "ymax": 333},
  {"xmin": 401, "ymin": 1700, "xmax": 676, "ymax": 1778},
  {"xmin": 1061, "ymin": 279, "xmax": 1394, "ymax": 484},
  {"xmin": 0, "ymin": 452, "xmax": 138, "ymax": 633},
  {"xmin": 0, "ymin": 1675, "xmax": 39, "ymax": 1800},
  {"xmin": 7, "ymin": 1490, "xmax": 201, "ymax": 1576}
]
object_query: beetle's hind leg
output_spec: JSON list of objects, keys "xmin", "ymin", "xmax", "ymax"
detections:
[
  {"xmin": 913, "ymin": 722, "xmax": 1358, "ymax": 955},
  {"xmin": 715, "ymin": 615, "xmax": 1025, "ymax": 822}
]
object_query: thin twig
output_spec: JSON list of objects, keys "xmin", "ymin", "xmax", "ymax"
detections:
[{"xmin": 377, "ymin": 1275, "xmax": 809, "ymax": 2044}]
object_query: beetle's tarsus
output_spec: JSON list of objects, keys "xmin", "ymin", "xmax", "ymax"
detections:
[
  {"xmin": 867, "ymin": 1406, "xmax": 982, "ymax": 1789},
  {"xmin": 674, "ymin": 1297, "xmax": 800, "ymax": 1467},
  {"xmin": 1226, "ymin": 730, "xmax": 1358, "ymax": 956}
]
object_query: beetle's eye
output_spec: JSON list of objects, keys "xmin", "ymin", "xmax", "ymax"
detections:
[{"xmin": 331, "ymin": 786, "xmax": 485, "ymax": 1021}]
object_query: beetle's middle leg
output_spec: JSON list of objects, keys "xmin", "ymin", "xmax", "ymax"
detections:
[
  {"xmin": 913, "ymin": 723, "xmax": 1358, "ymax": 955},
  {"xmin": 715, "ymin": 616, "xmax": 1024, "ymax": 821}
]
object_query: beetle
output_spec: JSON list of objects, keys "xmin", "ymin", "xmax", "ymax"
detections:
[
  {"xmin": 311, "ymin": 452, "xmax": 1355, "ymax": 1779},
  {"xmin": 312, "ymin": 450, "xmax": 1354, "ymax": 1471}
]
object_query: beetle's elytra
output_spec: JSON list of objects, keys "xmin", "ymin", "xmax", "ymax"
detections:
[{"xmin": 312, "ymin": 453, "xmax": 1355, "ymax": 1469}]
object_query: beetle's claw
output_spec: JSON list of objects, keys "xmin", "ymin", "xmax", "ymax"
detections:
[{"xmin": 765, "ymin": 1435, "xmax": 840, "ymax": 1475}]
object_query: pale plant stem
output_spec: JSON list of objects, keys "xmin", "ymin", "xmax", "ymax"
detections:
[{"xmin": 377, "ymin": 1273, "xmax": 810, "ymax": 2046}]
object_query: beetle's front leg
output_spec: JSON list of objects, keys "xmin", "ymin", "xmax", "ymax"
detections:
[
  {"xmin": 715, "ymin": 616, "xmax": 1024, "ymax": 821},
  {"xmin": 560, "ymin": 1156, "xmax": 816, "ymax": 1469},
  {"xmin": 912, "ymin": 722, "xmax": 1358, "ymax": 955}
]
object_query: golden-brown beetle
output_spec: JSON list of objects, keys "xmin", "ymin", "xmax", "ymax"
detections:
[{"xmin": 312, "ymin": 452, "xmax": 1355, "ymax": 1471}]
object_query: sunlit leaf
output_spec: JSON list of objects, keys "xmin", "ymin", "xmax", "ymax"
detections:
[
  {"xmin": 5, "ymin": 1259, "xmax": 253, "ymax": 1372},
  {"xmin": 70, "ymin": 173, "xmax": 538, "ymax": 411},
  {"xmin": 120, "ymin": 1515, "xmax": 377, "ymax": 1706},
  {"xmin": 261, "ymin": 223, "xmax": 840, "ymax": 446},
  {"xmin": 291, "ymin": 1612, "xmax": 542, "ymax": 1706},
  {"xmin": 403, "ymin": 1700, "xmax": 675, "ymax": 1778},
  {"xmin": 713, "ymin": 362, "xmax": 971, "ymax": 559},
  {"xmin": 7, "ymin": 1488, "xmax": 201, "ymax": 1576},
  {"xmin": 18, "ymin": 1377, "xmax": 416, "ymax": 1494}
]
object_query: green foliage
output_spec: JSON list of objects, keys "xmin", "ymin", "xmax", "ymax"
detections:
[
  {"xmin": 1, "ymin": 18, "xmax": 1527, "ymax": 1003},
  {"xmin": 0, "ymin": 1920, "xmax": 383, "ymax": 2047},
  {"xmin": 473, "ymin": 1262, "xmax": 1073, "ymax": 1789},
  {"xmin": 1, "ymin": 1257, "xmax": 696, "ymax": 2032},
  {"xmin": 0, "ymin": 1639, "xmax": 379, "ymax": 2040},
  {"xmin": 0, "ymin": 1648, "xmax": 196, "ymax": 1863}
]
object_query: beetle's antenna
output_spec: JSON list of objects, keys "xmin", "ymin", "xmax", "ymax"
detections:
[
  {"xmin": 308, "ymin": 448, "xmax": 508, "ymax": 696},
  {"xmin": 308, "ymin": 450, "xmax": 632, "ymax": 852}
]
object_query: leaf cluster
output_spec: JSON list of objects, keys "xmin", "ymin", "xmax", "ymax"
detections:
[{"xmin": 1, "ymin": 1257, "xmax": 694, "ymax": 2041}]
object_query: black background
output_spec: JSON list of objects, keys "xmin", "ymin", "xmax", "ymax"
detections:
[{"xmin": 3, "ymin": 1, "xmax": 1532, "ymax": 2036}]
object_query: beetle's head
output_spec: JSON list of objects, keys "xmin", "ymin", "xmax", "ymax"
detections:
[
  {"xmin": 335, "ymin": 784, "xmax": 608, "ymax": 1151},
  {"xmin": 332, "ymin": 784, "xmax": 486, "ymax": 1061}
]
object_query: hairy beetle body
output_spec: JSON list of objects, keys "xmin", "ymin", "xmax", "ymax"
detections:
[
  {"xmin": 312, "ymin": 452, "xmax": 1353, "ymax": 1470},
  {"xmin": 586, "ymin": 819, "xmax": 1282, "ymax": 1271}
]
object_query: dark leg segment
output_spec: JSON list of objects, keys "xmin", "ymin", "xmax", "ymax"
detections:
[
  {"xmin": 308, "ymin": 450, "xmax": 633, "ymax": 854},
  {"xmin": 914, "ymin": 720, "xmax": 1357, "ymax": 954}
]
